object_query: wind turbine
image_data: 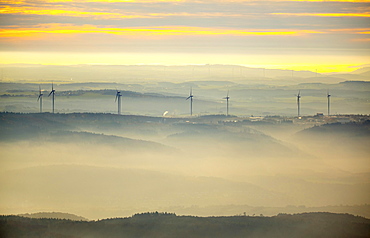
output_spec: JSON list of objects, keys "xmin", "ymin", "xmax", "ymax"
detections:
[
  {"xmin": 223, "ymin": 90, "xmax": 230, "ymax": 116},
  {"xmin": 37, "ymin": 85, "xmax": 43, "ymax": 113},
  {"xmin": 48, "ymin": 83, "xmax": 55, "ymax": 113},
  {"xmin": 327, "ymin": 89, "xmax": 331, "ymax": 116},
  {"xmin": 186, "ymin": 87, "xmax": 194, "ymax": 116},
  {"xmin": 296, "ymin": 90, "xmax": 301, "ymax": 118},
  {"xmin": 115, "ymin": 90, "xmax": 122, "ymax": 115}
]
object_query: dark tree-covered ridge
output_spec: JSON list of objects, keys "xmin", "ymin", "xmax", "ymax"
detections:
[{"xmin": 1, "ymin": 212, "xmax": 369, "ymax": 238}]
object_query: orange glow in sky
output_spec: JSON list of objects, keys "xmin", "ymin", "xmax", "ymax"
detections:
[
  {"xmin": 0, "ymin": 24, "xmax": 322, "ymax": 38},
  {"xmin": 0, "ymin": 0, "xmax": 369, "ymax": 74}
]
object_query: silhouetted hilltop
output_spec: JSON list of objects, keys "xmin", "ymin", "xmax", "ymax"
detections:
[
  {"xmin": 1, "ymin": 212, "xmax": 369, "ymax": 238},
  {"xmin": 18, "ymin": 212, "xmax": 88, "ymax": 221},
  {"xmin": 338, "ymin": 81, "xmax": 370, "ymax": 90},
  {"xmin": 0, "ymin": 112, "xmax": 174, "ymax": 153},
  {"xmin": 0, "ymin": 64, "xmax": 319, "ymax": 83},
  {"xmin": 293, "ymin": 120, "xmax": 370, "ymax": 167},
  {"xmin": 351, "ymin": 67, "xmax": 370, "ymax": 74},
  {"xmin": 0, "ymin": 112, "xmax": 178, "ymax": 132},
  {"xmin": 296, "ymin": 120, "xmax": 370, "ymax": 138},
  {"xmin": 0, "ymin": 112, "xmax": 73, "ymax": 140},
  {"xmin": 167, "ymin": 122, "xmax": 305, "ymax": 159},
  {"xmin": 46, "ymin": 131, "xmax": 173, "ymax": 151}
]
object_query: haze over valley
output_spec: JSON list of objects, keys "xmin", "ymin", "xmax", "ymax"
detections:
[
  {"xmin": 1, "ymin": 64, "xmax": 370, "ymax": 221},
  {"xmin": 0, "ymin": 98, "xmax": 369, "ymax": 220},
  {"xmin": 1, "ymin": 0, "xmax": 370, "ymax": 235}
]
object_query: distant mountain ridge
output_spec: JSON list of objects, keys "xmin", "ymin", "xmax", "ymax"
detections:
[
  {"xmin": 296, "ymin": 120, "xmax": 370, "ymax": 137},
  {"xmin": 3, "ymin": 63, "xmax": 369, "ymax": 83},
  {"xmin": 0, "ymin": 112, "xmax": 176, "ymax": 153},
  {"xmin": 350, "ymin": 66, "xmax": 370, "ymax": 74},
  {"xmin": 1, "ymin": 212, "xmax": 369, "ymax": 238},
  {"xmin": 18, "ymin": 212, "xmax": 88, "ymax": 221}
]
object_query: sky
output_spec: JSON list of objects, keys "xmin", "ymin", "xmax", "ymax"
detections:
[{"xmin": 0, "ymin": 0, "xmax": 369, "ymax": 73}]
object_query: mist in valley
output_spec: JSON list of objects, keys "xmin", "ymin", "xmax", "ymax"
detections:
[
  {"xmin": 0, "ymin": 66, "xmax": 369, "ymax": 220},
  {"xmin": 0, "ymin": 109, "xmax": 369, "ymax": 220},
  {"xmin": 2, "ymin": 0, "xmax": 370, "ymax": 234}
]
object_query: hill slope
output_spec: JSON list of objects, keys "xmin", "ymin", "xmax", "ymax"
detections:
[
  {"xmin": 1, "ymin": 212, "xmax": 369, "ymax": 238},
  {"xmin": 18, "ymin": 212, "xmax": 88, "ymax": 221}
]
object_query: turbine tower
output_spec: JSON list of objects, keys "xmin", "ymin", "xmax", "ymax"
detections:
[
  {"xmin": 327, "ymin": 89, "xmax": 331, "ymax": 116},
  {"xmin": 296, "ymin": 90, "xmax": 301, "ymax": 118},
  {"xmin": 223, "ymin": 90, "xmax": 230, "ymax": 116},
  {"xmin": 37, "ymin": 86, "xmax": 43, "ymax": 113},
  {"xmin": 186, "ymin": 87, "xmax": 194, "ymax": 116},
  {"xmin": 48, "ymin": 83, "xmax": 55, "ymax": 113},
  {"xmin": 115, "ymin": 90, "xmax": 122, "ymax": 115}
]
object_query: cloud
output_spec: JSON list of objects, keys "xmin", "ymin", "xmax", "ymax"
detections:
[
  {"xmin": 0, "ymin": 6, "xmax": 264, "ymax": 20},
  {"xmin": 271, "ymin": 12, "xmax": 370, "ymax": 17},
  {"xmin": 0, "ymin": 0, "xmax": 369, "ymax": 69},
  {"xmin": 0, "ymin": 23, "xmax": 325, "ymax": 38}
]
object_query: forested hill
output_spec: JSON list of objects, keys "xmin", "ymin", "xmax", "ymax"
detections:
[
  {"xmin": 296, "ymin": 120, "xmax": 370, "ymax": 137},
  {"xmin": 1, "ymin": 212, "xmax": 369, "ymax": 238},
  {"xmin": 17, "ymin": 212, "xmax": 88, "ymax": 221},
  {"xmin": 0, "ymin": 112, "xmax": 175, "ymax": 152}
]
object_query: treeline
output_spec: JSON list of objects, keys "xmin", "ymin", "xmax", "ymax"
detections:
[
  {"xmin": 1, "ymin": 212, "xmax": 369, "ymax": 238},
  {"xmin": 298, "ymin": 120, "xmax": 370, "ymax": 136},
  {"xmin": 18, "ymin": 212, "xmax": 88, "ymax": 221},
  {"xmin": 132, "ymin": 211, "xmax": 176, "ymax": 218},
  {"xmin": 0, "ymin": 89, "xmax": 176, "ymax": 99}
]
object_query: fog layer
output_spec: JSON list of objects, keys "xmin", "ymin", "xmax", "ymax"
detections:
[{"xmin": 0, "ymin": 112, "xmax": 369, "ymax": 219}]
